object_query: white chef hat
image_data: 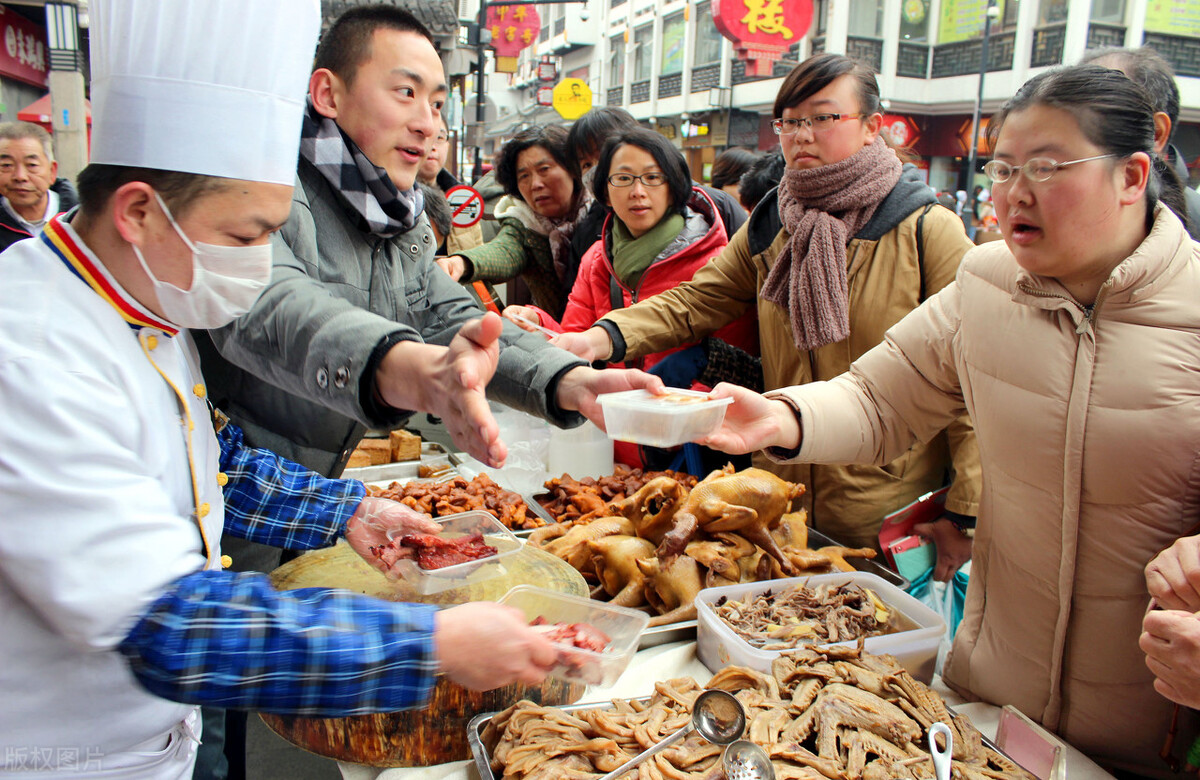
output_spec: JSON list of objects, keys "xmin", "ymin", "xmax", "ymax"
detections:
[{"xmin": 88, "ymin": 0, "xmax": 320, "ymax": 185}]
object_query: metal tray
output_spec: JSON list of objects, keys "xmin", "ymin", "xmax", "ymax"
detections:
[{"xmin": 467, "ymin": 696, "xmax": 1015, "ymax": 780}]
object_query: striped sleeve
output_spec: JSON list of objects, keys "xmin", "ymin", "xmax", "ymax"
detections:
[
  {"xmin": 218, "ymin": 422, "xmax": 366, "ymax": 550},
  {"xmin": 119, "ymin": 570, "xmax": 438, "ymax": 715}
]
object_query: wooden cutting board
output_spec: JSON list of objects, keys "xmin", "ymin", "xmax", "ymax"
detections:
[{"xmin": 260, "ymin": 541, "xmax": 589, "ymax": 767}]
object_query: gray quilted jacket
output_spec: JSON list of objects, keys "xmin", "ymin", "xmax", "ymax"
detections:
[{"xmin": 198, "ymin": 159, "xmax": 586, "ymax": 476}]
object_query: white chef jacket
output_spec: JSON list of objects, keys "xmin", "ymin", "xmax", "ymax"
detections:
[{"xmin": 0, "ymin": 217, "xmax": 226, "ymax": 778}]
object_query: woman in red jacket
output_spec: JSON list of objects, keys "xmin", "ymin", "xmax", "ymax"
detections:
[
  {"xmin": 507, "ymin": 128, "xmax": 758, "ymax": 467},
  {"xmin": 506, "ymin": 128, "xmax": 757, "ymax": 371}
]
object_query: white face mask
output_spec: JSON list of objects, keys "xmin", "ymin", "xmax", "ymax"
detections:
[{"xmin": 131, "ymin": 191, "xmax": 273, "ymax": 329}]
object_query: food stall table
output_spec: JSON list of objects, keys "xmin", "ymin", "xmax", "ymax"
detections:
[{"xmin": 336, "ymin": 641, "xmax": 1115, "ymax": 780}]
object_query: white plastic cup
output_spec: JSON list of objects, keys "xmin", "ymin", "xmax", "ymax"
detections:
[{"xmin": 548, "ymin": 421, "xmax": 614, "ymax": 479}]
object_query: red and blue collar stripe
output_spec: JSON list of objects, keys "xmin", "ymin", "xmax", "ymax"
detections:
[{"xmin": 42, "ymin": 215, "xmax": 178, "ymax": 336}]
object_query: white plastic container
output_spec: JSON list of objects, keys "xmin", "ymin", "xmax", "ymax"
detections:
[
  {"xmin": 597, "ymin": 388, "xmax": 733, "ymax": 447},
  {"xmin": 387, "ymin": 510, "xmax": 521, "ymax": 595},
  {"xmin": 695, "ymin": 572, "xmax": 945, "ymax": 683},
  {"xmin": 498, "ymin": 585, "xmax": 649, "ymax": 687}
]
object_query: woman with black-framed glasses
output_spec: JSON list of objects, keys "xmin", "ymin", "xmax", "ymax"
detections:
[
  {"xmin": 699, "ymin": 65, "xmax": 1200, "ymax": 774},
  {"xmin": 503, "ymin": 128, "xmax": 758, "ymax": 469}
]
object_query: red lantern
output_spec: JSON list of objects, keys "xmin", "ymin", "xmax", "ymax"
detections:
[
  {"xmin": 712, "ymin": 0, "xmax": 814, "ymax": 76},
  {"xmin": 487, "ymin": 4, "xmax": 540, "ymax": 73}
]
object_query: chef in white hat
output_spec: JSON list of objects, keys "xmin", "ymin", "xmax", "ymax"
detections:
[{"xmin": 0, "ymin": 2, "xmax": 558, "ymax": 777}]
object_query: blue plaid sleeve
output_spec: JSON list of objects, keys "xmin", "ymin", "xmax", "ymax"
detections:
[
  {"xmin": 218, "ymin": 423, "xmax": 366, "ymax": 550},
  {"xmin": 118, "ymin": 570, "xmax": 438, "ymax": 715}
]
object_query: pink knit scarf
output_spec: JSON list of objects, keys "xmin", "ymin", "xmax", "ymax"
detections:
[{"xmin": 762, "ymin": 137, "xmax": 902, "ymax": 350}]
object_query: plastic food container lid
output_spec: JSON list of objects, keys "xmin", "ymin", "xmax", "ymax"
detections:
[
  {"xmin": 387, "ymin": 510, "xmax": 522, "ymax": 595},
  {"xmin": 498, "ymin": 585, "xmax": 649, "ymax": 687},
  {"xmin": 598, "ymin": 388, "xmax": 733, "ymax": 448}
]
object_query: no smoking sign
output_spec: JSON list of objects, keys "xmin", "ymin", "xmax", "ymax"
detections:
[{"xmin": 445, "ymin": 185, "xmax": 484, "ymax": 229}]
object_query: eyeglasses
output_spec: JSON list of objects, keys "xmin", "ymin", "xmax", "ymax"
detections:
[
  {"xmin": 608, "ymin": 172, "xmax": 667, "ymax": 187},
  {"xmin": 771, "ymin": 113, "xmax": 864, "ymax": 135},
  {"xmin": 983, "ymin": 154, "xmax": 1120, "ymax": 185}
]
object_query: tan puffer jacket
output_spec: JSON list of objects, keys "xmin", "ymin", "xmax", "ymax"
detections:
[
  {"xmin": 601, "ymin": 171, "xmax": 981, "ymax": 547},
  {"xmin": 771, "ymin": 205, "xmax": 1200, "ymax": 775}
]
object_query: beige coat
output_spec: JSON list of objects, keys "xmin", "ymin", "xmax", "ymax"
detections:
[
  {"xmin": 772, "ymin": 205, "xmax": 1200, "ymax": 774},
  {"xmin": 601, "ymin": 190, "xmax": 981, "ymax": 547}
]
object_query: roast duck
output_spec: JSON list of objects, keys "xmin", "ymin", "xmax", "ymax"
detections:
[{"xmin": 528, "ymin": 466, "xmax": 877, "ymax": 626}]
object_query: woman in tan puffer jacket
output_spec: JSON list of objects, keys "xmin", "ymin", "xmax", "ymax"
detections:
[{"xmin": 700, "ymin": 66, "xmax": 1200, "ymax": 776}]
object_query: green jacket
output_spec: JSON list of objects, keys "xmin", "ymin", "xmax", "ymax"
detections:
[{"xmin": 458, "ymin": 197, "xmax": 566, "ymax": 319}]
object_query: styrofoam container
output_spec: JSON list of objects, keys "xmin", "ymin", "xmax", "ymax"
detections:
[
  {"xmin": 695, "ymin": 572, "xmax": 945, "ymax": 682},
  {"xmin": 598, "ymin": 388, "xmax": 733, "ymax": 447},
  {"xmin": 387, "ymin": 510, "xmax": 521, "ymax": 595},
  {"xmin": 498, "ymin": 585, "xmax": 649, "ymax": 687}
]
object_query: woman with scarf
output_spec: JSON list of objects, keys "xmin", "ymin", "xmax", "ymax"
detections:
[
  {"xmin": 437, "ymin": 125, "xmax": 590, "ymax": 321},
  {"xmin": 553, "ymin": 53, "xmax": 982, "ymax": 557},
  {"xmin": 504, "ymin": 129, "xmax": 758, "ymax": 468},
  {"xmin": 698, "ymin": 65, "xmax": 1200, "ymax": 776}
]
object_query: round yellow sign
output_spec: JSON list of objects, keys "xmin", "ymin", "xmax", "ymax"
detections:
[{"xmin": 552, "ymin": 78, "xmax": 592, "ymax": 120}]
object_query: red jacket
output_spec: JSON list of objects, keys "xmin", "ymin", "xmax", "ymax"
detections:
[{"xmin": 533, "ymin": 186, "xmax": 759, "ymax": 370}]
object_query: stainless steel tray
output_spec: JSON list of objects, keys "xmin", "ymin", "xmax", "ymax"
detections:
[
  {"xmin": 807, "ymin": 526, "xmax": 910, "ymax": 590},
  {"xmin": 467, "ymin": 696, "xmax": 1015, "ymax": 780}
]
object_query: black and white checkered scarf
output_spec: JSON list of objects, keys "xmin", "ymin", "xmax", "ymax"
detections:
[{"xmin": 299, "ymin": 100, "xmax": 424, "ymax": 238}]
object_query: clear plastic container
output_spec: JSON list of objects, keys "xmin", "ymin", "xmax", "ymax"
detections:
[
  {"xmin": 498, "ymin": 585, "xmax": 649, "ymax": 687},
  {"xmin": 598, "ymin": 388, "xmax": 733, "ymax": 448},
  {"xmin": 387, "ymin": 510, "xmax": 522, "ymax": 595},
  {"xmin": 695, "ymin": 572, "xmax": 945, "ymax": 683}
]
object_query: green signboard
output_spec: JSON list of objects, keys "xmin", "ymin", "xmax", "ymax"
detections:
[
  {"xmin": 1144, "ymin": 0, "xmax": 1200, "ymax": 36},
  {"xmin": 938, "ymin": 0, "xmax": 1005, "ymax": 44}
]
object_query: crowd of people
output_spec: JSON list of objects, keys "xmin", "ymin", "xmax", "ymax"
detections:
[{"xmin": 0, "ymin": 0, "xmax": 1198, "ymax": 778}]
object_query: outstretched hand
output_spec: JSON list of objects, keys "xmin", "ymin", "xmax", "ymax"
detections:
[
  {"xmin": 435, "ymin": 602, "xmax": 559, "ymax": 689},
  {"xmin": 375, "ymin": 312, "xmax": 507, "ymax": 468},
  {"xmin": 554, "ymin": 366, "xmax": 664, "ymax": 431},
  {"xmin": 697, "ymin": 383, "xmax": 800, "ymax": 454},
  {"xmin": 343, "ymin": 496, "xmax": 442, "ymax": 579},
  {"xmin": 550, "ymin": 327, "xmax": 612, "ymax": 363}
]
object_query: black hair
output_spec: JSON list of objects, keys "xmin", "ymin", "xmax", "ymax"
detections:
[
  {"xmin": 493, "ymin": 124, "xmax": 578, "ymax": 202},
  {"xmin": 1080, "ymin": 46, "xmax": 1180, "ymax": 138},
  {"xmin": 314, "ymin": 6, "xmax": 434, "ymax": 87},
  {"xmin": 566, "ymin": 107, "xmax": 638, "ymax": 177},
  {"xmin": 418, "ymin": 181, "xmax": 451, "ymax": 237},
  {"xmin": 76, "ymin": 165, "xmax": 229, "ymax": 218},
  {"xmin": 987, "ymin": 65, "xmax": 1189, "ymax": 233},
  {"xmin": 774, "ymin": 53, "xmax": 880, "ymax": 120},
  {"xmin": 591, "ymin": 127, "xmax": 692, "ymax": 217},
  {"xmin": 737, "ymin": 151, "xmax": 786, "ymax": 212},
  {"xmin": 710, "ymin": 148, "xmax": 760, "ymax": 191}
]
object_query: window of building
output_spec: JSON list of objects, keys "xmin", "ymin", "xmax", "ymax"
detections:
[
  {"xmin": 815, "ymin": 0, "xmax": 829, "ymax": 36},
  {"xmin": 692, "ymin": 2, "xmax": 723, "ymax": 66},
  {"xmin": 899, "ymin": 0, "xmax": 930, "ymax": 41},
  {"xmin": 849, "ymin": 0, "xmax": 884, "ymax": 37},
  {"xmin": 1089, "ymin": 0, "xmax": 1125, "ymax": 24},
  {"xmin": 1037, "ymin": 0, "xmax": 1069, "ymax": 24},
  {"xmin": 633, "ymin": 24, "xmax": 653, "ymax": 81},
  {"xmin": 609, "ymin": 33, "xmax": 625, "ymax": 84},
  {"xmin": 661, "ymin": 12, "xmax": 685, "ymax": 74}
]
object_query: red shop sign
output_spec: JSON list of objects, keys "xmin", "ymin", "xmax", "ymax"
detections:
[
  {"xmin": 0, "ymin": 7, "xmax": 47, "ymax": 88},
  {"xmin": 880, "ymin": 114, "xmax": 920, "ymax": 148},
  {"xmin": 712, "ymin": 0, "xmax": 813, "ymax": 77},
  {"xmin": 487, "ymin": 4, "xmax": 540, "ymax": 74}
]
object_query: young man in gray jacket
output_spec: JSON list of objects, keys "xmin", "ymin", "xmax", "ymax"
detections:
[{"xmin": 197, "ymin": 6, "xmax": 656, "ymax": 482}]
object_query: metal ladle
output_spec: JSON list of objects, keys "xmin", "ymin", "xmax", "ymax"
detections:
[
  {"xmin": 596, "ymin": 689, "xmax": 747, "ymax": 780},
  {"xmin": 723, "ymin": 739, "xmax": 775, "ymax": 780}
]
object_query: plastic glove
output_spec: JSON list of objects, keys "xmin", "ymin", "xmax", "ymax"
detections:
[
  {"xmin": 343, "ymin": 496, "xmax": 442, "ymax": 579},
  {"xmin": 647, "ymin": 344, "xmax": 708, "ymax": 389}
]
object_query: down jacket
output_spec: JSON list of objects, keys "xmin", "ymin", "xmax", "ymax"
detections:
[
  {"xmin": 598, "ymin": 166, "xmax": 981, "ymax": 548},
  {"xmin": 772, "ymin": 205, "xmax": 1200, "ymax": 775},
  {"xmin": 533, "ymin": 186, "xmax": 758, "ymax": 371}
]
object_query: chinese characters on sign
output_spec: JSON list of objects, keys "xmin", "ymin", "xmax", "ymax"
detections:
[
  {"xmin": 712, "ymin": 0, "xmax": 812, "ymax": 76},
  {"xmin": 551, "ymin": 78, "xmax": 592, "ymax": 120},
  {"xmin": 0, "ymin": 8, "xmax": 48, "ymax": 87},
  {"xmin": 487, "ymin": 4, "xmax": 540, "ymax": 74}
]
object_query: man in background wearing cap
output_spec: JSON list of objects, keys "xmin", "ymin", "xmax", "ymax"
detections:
[
  {"xmin": 0, "ymin": 2, "xmax": 561, "ymax": 777},
  {"xmin": 0, "ymin": 120, "xmax": 78, "ymax": 252},
  {"xmin": 198, "ymin": 6, "xmax": 657, "ymax": 484}
]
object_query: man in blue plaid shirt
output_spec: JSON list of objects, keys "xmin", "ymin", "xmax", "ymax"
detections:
[{"xmin": 0, "ymin": 1, "xmax": 557, "ymax": 777}]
